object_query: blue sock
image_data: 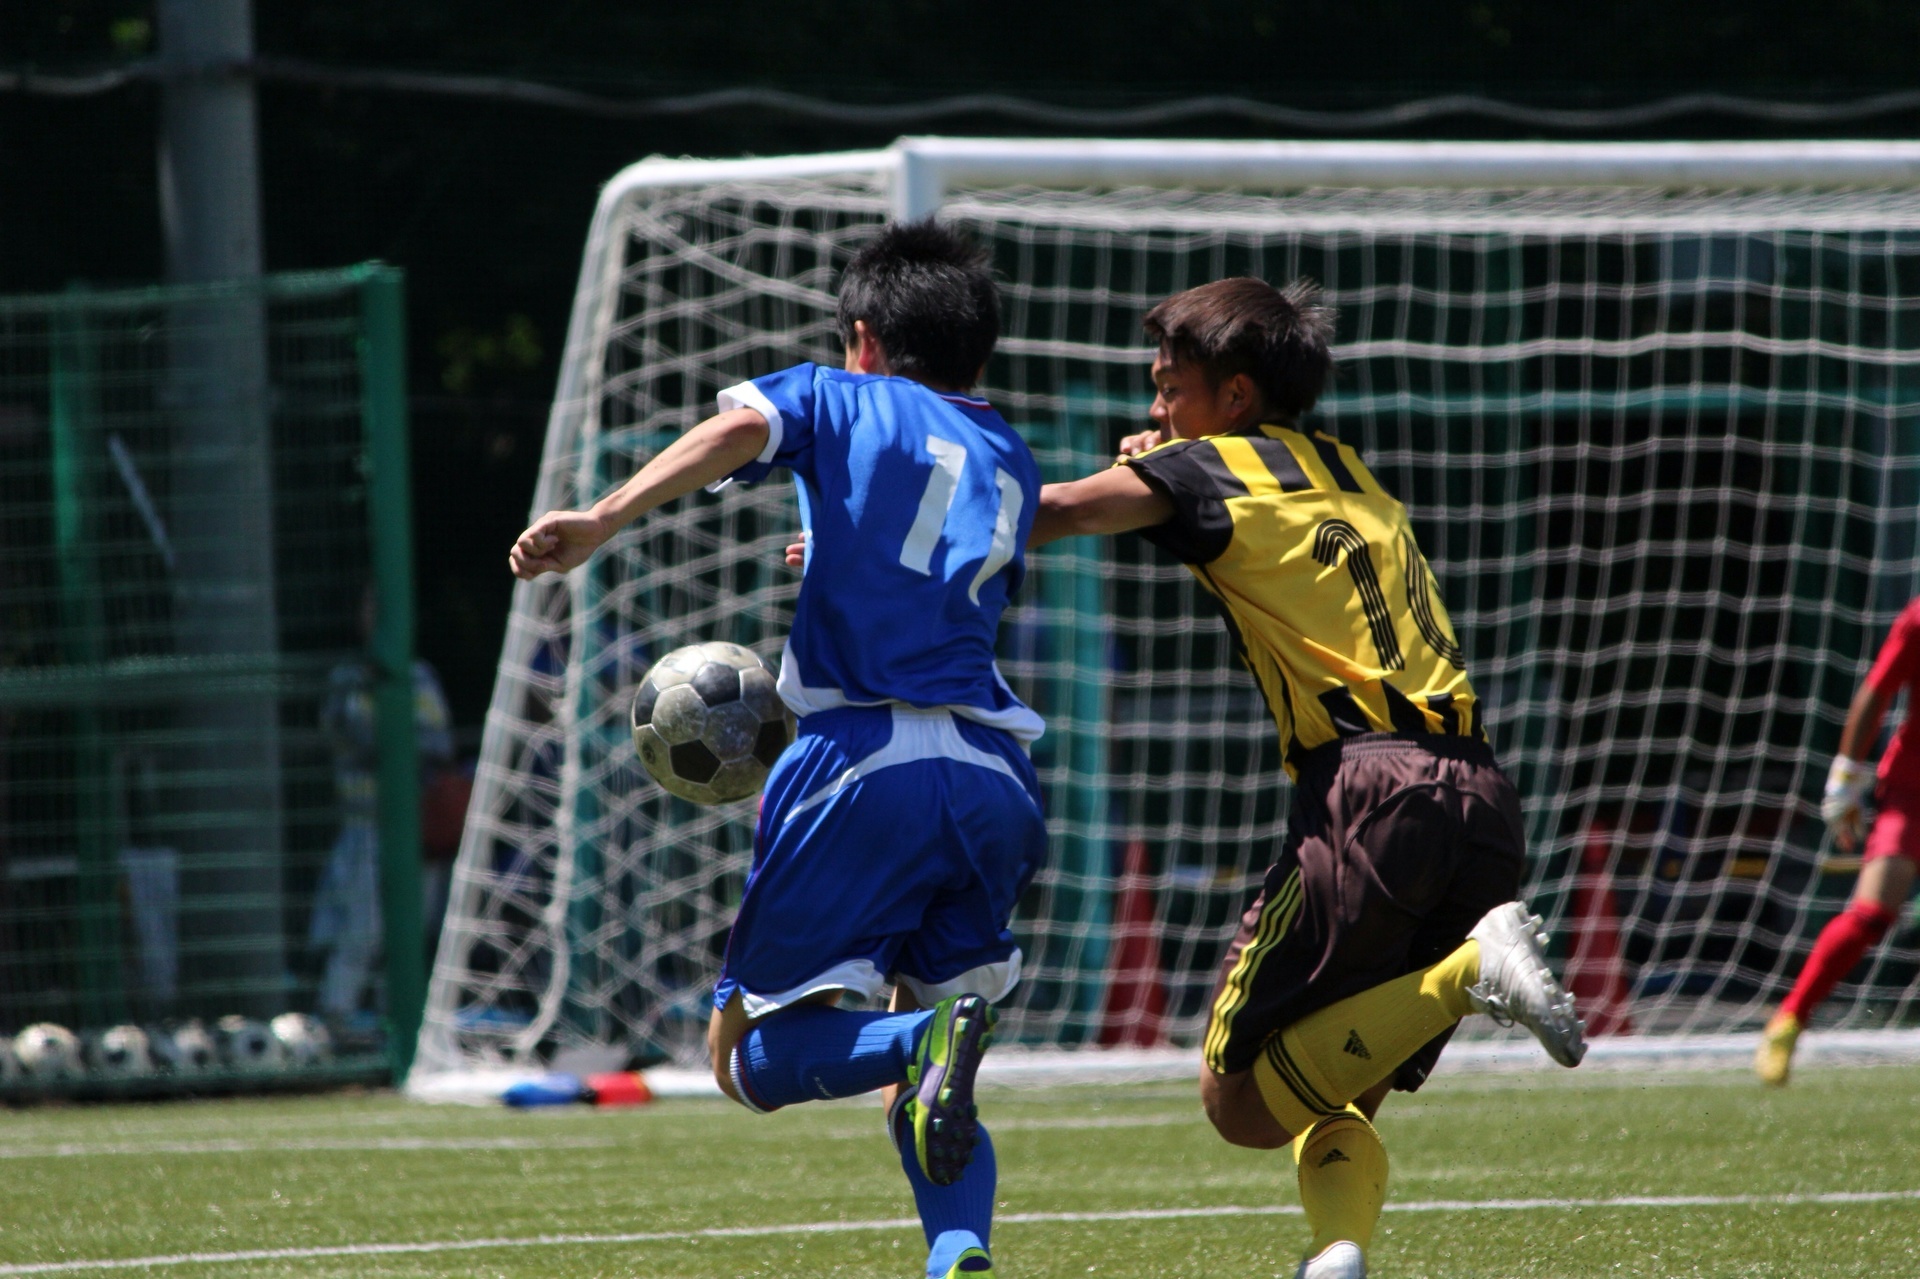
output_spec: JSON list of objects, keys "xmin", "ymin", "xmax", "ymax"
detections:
[
  {"xmin": 732, "ymin": 1005, "xmax": 930, "ymax": 1110},
  {"xmin": 895, "ymin": 1101, "xmax": 996, "ymax": 1273}
]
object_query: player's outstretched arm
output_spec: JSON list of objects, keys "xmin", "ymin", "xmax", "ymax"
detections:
[
  {"xmin": 1029, "ymin": 465, "xmax": 1174, "ymax": 548},
  {"xmin": 780, "ymin": 457, "xmax": 1175, "ymax": 567},
  {"xmin": 1825, "ymin": 678, "xmax": 1894, "ymax": 850},
  {"xmin": 509, "ymin": 408, "xmax": 769, "ymax": 580}
]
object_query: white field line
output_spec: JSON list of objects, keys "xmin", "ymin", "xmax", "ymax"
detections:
[
  {"xmin": 0, "ymin": 1136, "xmax": 616, "ymax": 1160},
  {"xmin": 3, "ymin": 1190, "xmax": 1915, "ymax": 1275}
]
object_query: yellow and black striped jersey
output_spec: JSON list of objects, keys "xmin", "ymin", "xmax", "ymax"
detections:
[{"xmin": 1126, "ymin": 423, "xmax": 1481, "ymax": 776}]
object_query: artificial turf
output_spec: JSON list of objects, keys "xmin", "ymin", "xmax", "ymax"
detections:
[{"xmin": 1, "ymin": 1066, "xmax": 1916, "ymax": 1277}]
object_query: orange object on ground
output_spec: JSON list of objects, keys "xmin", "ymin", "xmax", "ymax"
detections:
[
  {"xmin": 1099, "ymin": 840, "xmax": 1167, "ymax": 1046},
  {"xmin": 1563, "ymin": 822, "xmax": 1633, "ymax": 1036},
  {"xmin": 586, "ymin": 1070, "xmax": 655, "ymax": 1107}
]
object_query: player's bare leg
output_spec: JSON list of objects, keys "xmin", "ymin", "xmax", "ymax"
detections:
[
  {"xmin": 1200, "ymin": 1062, "xmax": 1294, "ymax": 1149},
  {"xmin": 1853, "ymin": 854, "xmax": 1912, "ymax": 915},
  {"xmin": 1759, "ymin": 854, "xmax": 1915, "ymax": 1085},
  {"xmin": 1200, "ymin": 1063, "xmax": 1389, "ymax": 1143}
]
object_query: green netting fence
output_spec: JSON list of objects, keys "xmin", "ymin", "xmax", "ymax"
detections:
[{"xmin": 0, "ymin": 264, "xmax": 422, "ymax": 1095}]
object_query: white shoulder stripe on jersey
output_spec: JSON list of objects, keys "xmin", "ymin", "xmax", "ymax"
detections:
[
  {"xmin": 706, "ymin": 379, "xmax": 785, "ymax": 492},
  {"xmin": 783, "ymin": 706, "xmax": 1036, "ymax": 825}
]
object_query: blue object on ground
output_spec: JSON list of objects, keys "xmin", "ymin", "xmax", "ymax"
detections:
[{"xmin": 503, "ymin": 1073, "xmax": 588, "ymax": 1107}]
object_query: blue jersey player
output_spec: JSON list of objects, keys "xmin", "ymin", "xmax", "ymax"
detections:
[{"xmin": 510, "ymin": 221, "xmax": 1044, "ymax": 1279}]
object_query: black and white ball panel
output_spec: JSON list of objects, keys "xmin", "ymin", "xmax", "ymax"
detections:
[
  {"xmin": 649, "ymin": 684, "xmax": 709, "ymax": 746},
  {"xmin": 631, "ymin": 641, "xmax": 796, "ymax": 805}
]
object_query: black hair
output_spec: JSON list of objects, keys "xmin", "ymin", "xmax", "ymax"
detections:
[
  {"xmin": 1142, "ymin": 277, "xmax": 1336, "ymax": 422},
  {"xmin": 836, "ymin": 220, "xmax": 1000, "ymax": 390}
]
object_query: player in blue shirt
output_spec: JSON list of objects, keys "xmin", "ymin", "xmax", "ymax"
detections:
[{"xmin": 510, "ymin": 221, "xmax": 1044, "ymax": 1279}]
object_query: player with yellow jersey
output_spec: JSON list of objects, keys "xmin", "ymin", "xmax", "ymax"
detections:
[{"xmin": 1031, "ymin": 278, "xmax": 1586, "ymax": 1279}]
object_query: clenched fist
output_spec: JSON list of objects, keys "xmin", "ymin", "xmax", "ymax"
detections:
[{"xmin": 509, "ymin": 510, "xmax": 611, "ymax": 580}]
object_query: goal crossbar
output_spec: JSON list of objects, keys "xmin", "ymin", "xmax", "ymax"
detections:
[{"xmin": 612, "ymin": 139, "xmax": 1920, "ymax": 222}]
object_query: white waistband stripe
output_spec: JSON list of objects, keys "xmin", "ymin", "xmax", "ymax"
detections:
[{"xmin": 784, "ymin": 707, "xmax": 1029, "ymax": 824}]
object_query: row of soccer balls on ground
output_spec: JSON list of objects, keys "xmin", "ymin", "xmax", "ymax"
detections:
[{"xmin": 2, "ymin": 1014, "xmax": 333, "ymax": 1083}]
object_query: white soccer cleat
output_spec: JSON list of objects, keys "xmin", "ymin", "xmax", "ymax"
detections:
[
  {"xmin": 1467, "ymin": 902, "xmax": 1588, "ymax": 1067},
  {"xmin": 1295, "ymin": 1240, "xmax": 1365, "ymax": 1279}
]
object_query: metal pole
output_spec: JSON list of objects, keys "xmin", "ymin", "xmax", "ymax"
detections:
[
  {"xmin": 1047, "ymin": 393, "xmax": 1113, "ymax": 1040},
  {"xmin": 157, "ymin": 0, "xmax": 262, "ymax": 283},
  {"xmin": 360, "ymin": 267, "xmax": 425, "ymax": 1083},
  {"xmin": 49, "ymin": 293, "xmax": 128, "ymax": 1028},
  {"xmin": 157, "ymin": 0, "xmax": 284, "ymax": 1017},
  {"xmin": 891, "ymin": 146, "xmax": 941, "ymax": 221}
]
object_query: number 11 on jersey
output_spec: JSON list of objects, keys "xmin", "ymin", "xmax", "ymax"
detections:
[{"xmin": 897, "ymin": 435, "xmax": 1023, "ymax": 604}]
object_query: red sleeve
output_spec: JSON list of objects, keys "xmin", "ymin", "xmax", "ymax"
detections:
[{"xmin": 1866, "ymin": 602, "xmax": 1920, "ymax": 692}]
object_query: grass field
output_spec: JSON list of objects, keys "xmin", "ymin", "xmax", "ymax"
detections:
[{"xmin": 2, "ymin": 1066, "xmax": 1917, "ymax": 1278}]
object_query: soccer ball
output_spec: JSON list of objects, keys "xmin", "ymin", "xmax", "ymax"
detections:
[
  {"xmin": 630, "ymin": 641, "xmax": 794, "ymax": 805},
  {"xmin": 87, "ymin": 1024, "xmax": 153, "ymax": 1077},
  {"xmin": 269, "ymin": 1013, "xmax": 333, "ymax": 1066},
  {"xmin": 14, "ymin": 1023, "xmax": 81, "ymax": 1079},
  {"xmin": 151, "ymin": 1020, "xmax": 218, "ymax": 1073},
  {"xmin": 217, "ymin": 1015, "xmax": 285, "ymax": 1069}
]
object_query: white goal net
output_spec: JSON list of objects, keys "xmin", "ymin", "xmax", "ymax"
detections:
[{"xmin": 416, "ymin": 141, "xmax": 1920, "ymax": 1081}]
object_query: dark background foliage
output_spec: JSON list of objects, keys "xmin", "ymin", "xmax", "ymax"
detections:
[{"xmin": 7, "ymin": 0, "xmax": 1919, "ymax": 733}]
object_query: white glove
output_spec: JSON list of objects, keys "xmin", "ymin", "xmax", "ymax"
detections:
[{"xmin": 1821, "ymin": 755, "xmax": 1875, "ymax": 848}]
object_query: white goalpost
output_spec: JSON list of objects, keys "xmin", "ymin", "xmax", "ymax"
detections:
[{"xmin": 413, "ymin": 138, "xmax": 1920, "ymax": 1092}]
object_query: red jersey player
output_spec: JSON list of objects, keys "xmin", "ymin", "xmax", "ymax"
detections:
[{"xmin": 1756, "ymin": 597, "xmax": 1920, "ymax": 1084}]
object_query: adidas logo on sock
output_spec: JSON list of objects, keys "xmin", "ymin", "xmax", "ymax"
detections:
[
  {"xmin": 1318, "ymin": 1147, "xmax": 1351, "ymax": 1167},
  {"xmin": 1343, "ymin": 1030, "xmax": 1372, "ymax": 1060}
]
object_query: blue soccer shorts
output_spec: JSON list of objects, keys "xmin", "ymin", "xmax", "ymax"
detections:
[{"xmin": 713, "ymin": 703, "xmax": 1048, "ymax": 1018}]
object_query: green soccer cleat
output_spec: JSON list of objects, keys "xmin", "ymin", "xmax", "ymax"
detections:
[
  {"xmin": 935, "ymin": 1245, "xmax": 994, "ymax": 1276},
  {"xmin": 910, "ymin": 992, "xmax": 996, "ymax": 1186}
]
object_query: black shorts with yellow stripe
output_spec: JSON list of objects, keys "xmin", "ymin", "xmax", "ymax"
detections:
[{"xmin": 1203, "ymin": 732, "xmax": 1526, "ymax": 1092}]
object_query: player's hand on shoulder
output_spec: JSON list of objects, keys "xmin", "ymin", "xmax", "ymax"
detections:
[
  {"xmin": 1116, "ymin": 426, "xmax": 1169, "ymax": 460},
  {"xmin": 783, "ymin": 531, "xmax": 807, "ymax": 570},
  {"xmin": 508, "ymin": 510, "xmax": 609, "ymax": 580}
]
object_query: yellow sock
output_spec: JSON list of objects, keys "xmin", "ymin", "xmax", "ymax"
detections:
[
  {"xmin": 1253, "ymin": 940, "xmax": 1480, "ymax": 1133},
  {"xmin": 1292, "ymin": 1107, "xmax": 1388, "ymax": 1256},
  {"xmin": 1289, "ymin": 1101, "xmax": 1362, "ymax": 1162}
]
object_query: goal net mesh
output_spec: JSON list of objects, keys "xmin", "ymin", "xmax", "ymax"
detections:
[{"xmin": 417, "ymin": 172, "xmax": 1920, "ymax": 1075}]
